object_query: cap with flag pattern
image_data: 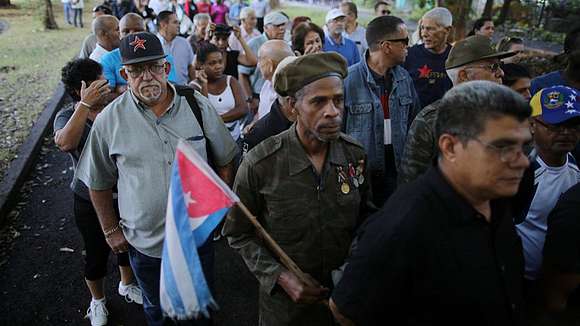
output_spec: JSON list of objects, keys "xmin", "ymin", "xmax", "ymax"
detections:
[
  {"xmin": 120, "ymin": 32, "xmax": 167, "ymax": 65},
  {"xmin": 530, "ymin": 85, "xmax": 580, "ymax": 124}
]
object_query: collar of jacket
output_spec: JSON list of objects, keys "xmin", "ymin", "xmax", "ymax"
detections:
[
  {"xmin": 360, "ymin": 49, "xmax": 408, "ymax": 88},
  {"xmin": 286, "ymin": 123, "xmax": 348, "ymax": 176}
]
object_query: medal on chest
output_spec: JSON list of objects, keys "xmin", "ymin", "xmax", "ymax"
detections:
[{"xmin": 337, "ymin": 166, "xmax": 351, "ymax": 194}]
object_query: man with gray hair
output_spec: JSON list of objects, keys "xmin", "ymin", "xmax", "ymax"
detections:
[
  {"xmin": 403, "ymin": 7, "xmax": 453, "ymax": 108},
  {"xmin": 255, "ymin": 40, "xmax": 295, "ymax": 120},
  {"xmin": 239, "ymin": 11, "xmax": 289, "ymax": 116},
  {"xmin": 188, "ymin": 13, "xmax": 211, "ymax": 53},
  {"xmin": 89, "ymin": 15, "xmax": 120, "ymax": 62},
  {"xmin": 76, "ymin": 32, "xmax": 237, "ymax": 325},
  {"xmin": 399, "ymin": 35, "xmax": 515, "ymax": 184},
  {"xmin": 331, "ymin": 81, "xmax": 531, "ymax": 325}
]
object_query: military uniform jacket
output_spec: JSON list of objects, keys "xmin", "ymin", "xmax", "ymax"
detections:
[
  {"xmin": 399, "ymin": 99, "xmax": 442, "ymax": 185},
  {"xmin": 223, "ymin": 123, "xmax": 373, "ymax": 326}
]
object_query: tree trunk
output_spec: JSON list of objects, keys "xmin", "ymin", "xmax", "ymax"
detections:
[
  {"xmin": 442, "ymin": 0, "xmax": 473, "ymax": 41},
  {"xmin": 43, "ymin": 0, "xmax": 58, "ymax": 30},
  {"xmin": 0, "ymin": 0, "xmax": 12, "ymax": 7},
  {"xmin": 496, "ymin": 0, "xmax": 513, "ymax": 26},
  {"xmin": 483, "ymin": 0, "xmax": 494, "ymax": 17}
]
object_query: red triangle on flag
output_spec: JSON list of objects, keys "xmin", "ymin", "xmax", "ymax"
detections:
[{"xmin": 176, "ymin": 151, "xmax": 235, "ymax": 218}]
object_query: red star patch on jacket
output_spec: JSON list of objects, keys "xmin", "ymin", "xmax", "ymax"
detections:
[
  {"xmin": 418, "ymin": 64, "xmax": 432, "ymax": 78},
  {"xmin": 129, "ymin": 36, "xmax": 147, "ymax": 52}
]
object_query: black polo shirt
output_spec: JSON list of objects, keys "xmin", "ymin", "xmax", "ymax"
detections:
[
  {"xmin": 544, "ymin": 183, "xmax": 580, "ymax": 274},
  {"xmin": 332, "ymin": 167, "xmax": 525, "ymax": 326},
  {"xmin": 242, "ymin": 99, "xmax": 292, "ymax": 155}
]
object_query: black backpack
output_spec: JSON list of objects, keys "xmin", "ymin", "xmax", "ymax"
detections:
[{"xmin": 174, "ymin": 84, "xmax": 215, "ymax": 168}]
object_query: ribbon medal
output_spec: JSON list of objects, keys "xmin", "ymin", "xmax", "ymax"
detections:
[
  {"xmin": 348, "ymin": 163, "xmax": 359, "ymax": 188},
  {"xmin": 337, "ymin": 166, "xmax": 350, "ymax": 194},
  {"xmin": 356, "ymin": 160, "xmax": 365, "ymax": 185}
]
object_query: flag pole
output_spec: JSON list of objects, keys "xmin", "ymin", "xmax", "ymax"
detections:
[{"xmin": 235, "ymin": 201, "xmax": 317, "ymax": 288}]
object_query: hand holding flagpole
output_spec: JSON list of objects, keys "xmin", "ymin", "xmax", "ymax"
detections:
[{"xmin": 235, "ymin": 201, "xmax": 317, "ymax": 288}]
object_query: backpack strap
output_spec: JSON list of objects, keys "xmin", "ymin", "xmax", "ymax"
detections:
[{"xmin": 174, "ymin": 84, "xmax": 215, "ymax": 167}]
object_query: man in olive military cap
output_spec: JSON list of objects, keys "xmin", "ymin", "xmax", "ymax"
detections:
[
  {"xmin": 223, "ymin": 52, "xmax": 375, "ymax": 326},
  {"xmin": 399, "ymin": 34, "xmax": 516, "ymax": 184}
]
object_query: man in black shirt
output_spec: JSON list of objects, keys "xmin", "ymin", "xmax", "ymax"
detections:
[
  {"xmin": 543, "ymin": 183, "xmax": 580, "ymax": 313},
  {"xmin": 242, "ymin": 95, "xmax": 295, "ymax": 155},
  {"xmin": 330, "ymin": 81, "xmax": 532, "ymax": 326}
]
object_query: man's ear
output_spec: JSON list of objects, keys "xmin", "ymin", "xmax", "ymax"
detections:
[
  {"xmin": 288, "ymin": 96, "xmax": 298, "ymax": 114},
  {"xmin": 120, "ymin": 67, "xmax": 128, "ymax": 81},
  {"xmin": 443, "ymin": 26, "xmax": 452, "ymax": 37},
  {"xmin": 438, "ymin": 133, "xmax": 460, "ymax": 163},
  {"xmin": 164, "ymin": 61, "xmax": 172, "ymax": 75},
  {"xmin": 458, "ymin": 68, "xmax": 469, "ymax": 83},
  {"xmin": 529, "ymin": 117, "xmax": 537, "ymax": 135}
]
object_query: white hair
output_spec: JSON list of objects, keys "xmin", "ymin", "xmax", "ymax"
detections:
[
  {"xmin": 193, "ymin": 13, "xmax": 211, "ymax": 25},
  {"xmin": 422, "ymin": 7, "xmax": 453, "ymax": 27},
  {"xmin": 240, "ymin": 7, "xmax": 256, "ymax": 20}
]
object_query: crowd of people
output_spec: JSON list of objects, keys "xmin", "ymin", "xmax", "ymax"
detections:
[{"xmin": 51, "ymin": 0, "xmax": 580, "ymax": 325}]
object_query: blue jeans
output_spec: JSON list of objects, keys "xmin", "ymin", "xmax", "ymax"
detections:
[
  {"xmin": 63, "ymin": 2, "xmax": 72, "ymax": 24},
  {"xmin": 128, "ymin": 240, "xmax": 214, "ymax": 326}
]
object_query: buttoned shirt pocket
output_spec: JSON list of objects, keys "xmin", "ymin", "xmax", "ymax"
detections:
[
  {"xmin": 266, "ymin": 196, "xmax": 312, "ymax": 264},
  {"xmin": 347, "ymin": 104, "xmax": 373, "ymax": 133},
  {"xmin": 399, "ymin": 96, "xmax": 413, "ymax": 107},
  {"xmin": 184, "ymin": 135, "xmax": 208, "ymax": 162}
]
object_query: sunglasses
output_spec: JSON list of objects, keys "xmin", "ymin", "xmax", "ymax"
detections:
[
  {"xmin": 125, "ymin": 63, "xmax": 166, "ymax": 78},
  {"xmin": 380, "ymin": 9, "xmax": 391, "ymax": 15}
]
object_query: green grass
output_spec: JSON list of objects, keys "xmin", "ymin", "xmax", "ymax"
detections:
[
  {"xmin": 281, "ymin": 4, "xmax": 373, "ymax": 27},
  {"xmin": 0, "ymin": 0, "xmax": 92, "ymax": 181}
]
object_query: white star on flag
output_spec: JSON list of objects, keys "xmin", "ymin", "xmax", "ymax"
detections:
[
  {"xmin": 565, "ymin": 101, "xmax": 574, "ymax": 109},
  {"xmin": 184, "ymin": 191, "xmax": 196, "ymax": 206},
  {"xmin": 570, "ymin": 94, "xmax": 577, "ymax": 102}
]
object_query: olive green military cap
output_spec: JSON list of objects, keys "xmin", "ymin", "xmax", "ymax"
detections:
[
  {"xmin": 274, "ymin": 52, "xmax": 348, "ymax": 97},
  {"xmin": 445, "ymin": 35, "xmax": 516, "ymax": 69}
]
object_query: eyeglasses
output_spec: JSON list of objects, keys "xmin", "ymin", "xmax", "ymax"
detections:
[
  {"xmin": 465, "ymin": 62, "xmax": 501, "ymax": 73},
  {"xmin": 380, "ymin": 9, "xmax": 391, "ymax": 15},
  {"xmin": 383, "ymin": 37, "xmax": 409, "ymax": 46},
  {"xmin": 125, "ymin": 63, "xmax": 166, "ymax": 78},
  {"xmin": 534, "ymin": 118, "xmax": 580, "ymax": 133},
  {"xmin": 472, "ymin": 138, "xmax": 533, "ymax": 163}
]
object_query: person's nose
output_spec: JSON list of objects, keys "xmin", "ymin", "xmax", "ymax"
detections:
[
  {"xmin": 141, "ymin": 67, "xmax": 154, "ymax": 80},
  {"xmin": 510, "ymin": 151, "xmax": 530, "ymax": 170},
  {"xmin": 324, "ymin": 101, "xmax": 341, "ymax": 118},
  {"xmin": 496, "ymin": 67, "xmax": 504, "ymax": 79}
]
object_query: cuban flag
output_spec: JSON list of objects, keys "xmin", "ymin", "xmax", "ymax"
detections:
[{"xmin": 160, "ymin": 140, "xmax": 239, "ymax": 320}]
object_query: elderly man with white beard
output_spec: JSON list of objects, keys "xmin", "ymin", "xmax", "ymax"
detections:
[{"xmin": 76, "ymin": 32, "xmax": 237, "ymax": 326}]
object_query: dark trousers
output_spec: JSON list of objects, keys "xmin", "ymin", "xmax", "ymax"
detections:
[
  {"xmin": 128, "ymin": 240, "xmax": 215, "ymax": 326},
  {"xmin": 257, "ymin": 17, "xmax": 264, "ymax": 33},
  {"xmin": 73, "ymin": 8, "xmax": 83, "ymax": 28},
  {"xmin": 73, "ymin": 194, "xmax": 130, "ymax": 281}
]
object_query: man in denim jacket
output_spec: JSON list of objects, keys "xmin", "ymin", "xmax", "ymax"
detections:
[{"xmin": 344, "ymin": 15, "xmax": 421, "ymax": 206}]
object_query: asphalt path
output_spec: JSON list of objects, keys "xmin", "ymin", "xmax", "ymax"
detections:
[{"xmin": 0, "ymin": 137, "xmax": 258, "ymax": 325}]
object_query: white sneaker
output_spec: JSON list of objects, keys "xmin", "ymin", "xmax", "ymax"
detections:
[
  {"xmin": 118, "ymin": 282, "xmax": 143, "ymax": 305},
  {"xmin": 84, "ymin": 298, "xmax": 108, "ymax": 326}
]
